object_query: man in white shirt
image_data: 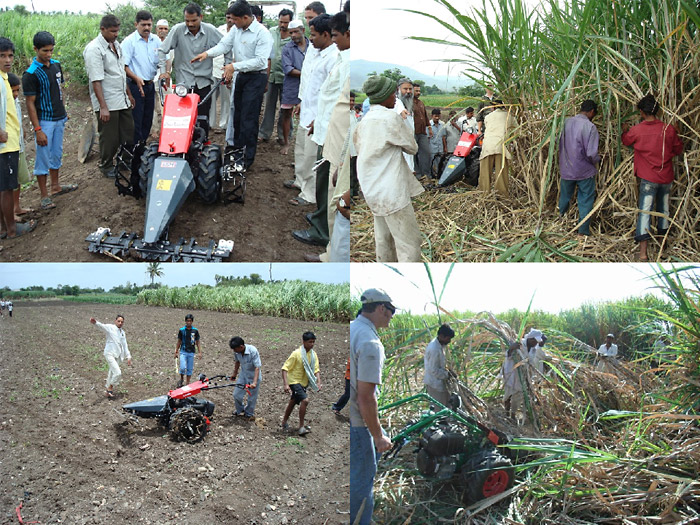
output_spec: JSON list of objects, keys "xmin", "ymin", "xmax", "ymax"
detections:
[
  {"xmin": 353, "ymin": 75, "xmax": 422, "ymax": 262},
  {"xmin": 423, "ymin": 324, "xmax": 455, "ymax": 405},
  {"xmin": 90, "ymin": 314, "xmax": 132, "ymax": 398},
  {"xmin": 522, "ymin": 328, "xmax": 548, "ymax": 378},
  {"xmin": 597, "ymin": 333, "xmax": 618, "ymax": 371}
]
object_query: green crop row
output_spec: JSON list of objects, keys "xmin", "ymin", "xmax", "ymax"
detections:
[
  {"xmin": 62, "ymin": 294, "xmax": 139, "ymax": 305},
  {"xmin": 138, "ymin": 280, "xmax": 353, "ymax": 323}
]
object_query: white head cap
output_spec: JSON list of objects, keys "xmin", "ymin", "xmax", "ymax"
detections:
[{"xmin": 156, "ymin": 19, "xmax": 169, "ymax": 28}]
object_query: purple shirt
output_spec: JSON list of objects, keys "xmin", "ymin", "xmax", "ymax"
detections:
[
  {"xmin": 281, "ymin": 38, "xmax": 308, "ymax": 105},
  {"xmin": 559, "ymin": 113, "xmax": 600, "ymax": 180}
]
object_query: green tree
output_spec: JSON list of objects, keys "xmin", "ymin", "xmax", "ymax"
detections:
[
  {"xmin": 146, "ymin": 262, "xmax": 164, "ymax": 285},
  {"xmin": 369, "ymin": 67, "xmax": 405, "ymax": 84}
]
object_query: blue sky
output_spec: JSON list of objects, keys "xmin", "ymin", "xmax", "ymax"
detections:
[{"xmin": 0, "ymin": 263, "xmax": 349, "ymax": 290}]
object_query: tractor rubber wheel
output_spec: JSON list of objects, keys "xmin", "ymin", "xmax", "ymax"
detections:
[
  {"xmin": 138, "ymin": 142, "xmax": 160, "ymax": 198},
  {"xmin": 197, "ymin": 144, "xmax": 222, "ymax": 204},
  {"xmin": 464, "ymin": 152, "xmax": 480, "ymax": 186},
  {"xmin": 460, "ymin": 448, "xmax": 514, "ymax": 505},
  {"xmin": 169, "ymin": 407, "xmax": 209, "ymax": 444}
]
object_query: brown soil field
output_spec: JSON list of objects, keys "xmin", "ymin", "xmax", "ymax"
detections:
[
  {"xmin": 0, "ymin": 84, "xmax": 320, "ymax": 262},
  {"xmin": 0, "ymin": 301, "xmax": 350, "ymax": 524}
]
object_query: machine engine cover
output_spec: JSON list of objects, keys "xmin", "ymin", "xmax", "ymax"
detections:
[
  {"xmin": 421, "ymin": 427, "xmax": 468, "ymax": 456},
  {"xmin": 122, "ymin": 395, "xmax": 169, "ymax": 417},
  {"xmin": 143, "ymin": 157, "xmax": 196, "ymax": 243},
  {"xmin": 160, "ymin": 92, "xmax": 199, "ymax": 154}
]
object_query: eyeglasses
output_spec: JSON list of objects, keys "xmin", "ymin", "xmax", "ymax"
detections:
[{"xmin": 384, "ymin": 303, "xmax": 396, "ymax": 315}]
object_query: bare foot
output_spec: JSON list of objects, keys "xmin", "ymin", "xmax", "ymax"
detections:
[
  {"xmin": 280, "ymin": 145, "xmax": 289, "ymax": 155},
  {"xmin": 15, "ymin": 207, "xmax": 33, "ymax": 216}
]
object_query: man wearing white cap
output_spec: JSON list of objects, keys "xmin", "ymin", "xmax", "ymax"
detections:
[
  {"xmin": 522, "ymin": 328, "xmax": 548, "ymax": 377},
  {"xmin": 597, "ymin": 333, "xmax": 618, "ymax": 371},
  {"xmin": 350, "ymin": 288, "xmax": 395, "ymax": 525},
  {"xmin": 153, "ymin": 19, "xmax": 172, "ymax": 120},
  {"xmin": 279, "ymin": 19, "xmax": 307, "ymax": 156}
]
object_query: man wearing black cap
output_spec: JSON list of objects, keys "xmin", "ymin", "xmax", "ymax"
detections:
[
  {"xmin": 353, "ymin": 75, "xmax": 423, "ymax": 262},
  {"xmin": 350, "ymin": 288, "xmax": 395, "ymax": 525}
]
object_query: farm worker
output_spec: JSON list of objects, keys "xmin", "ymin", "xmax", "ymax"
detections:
[
  {"xmin": 476, "ymin": 84, "xmax": 496, "ymax": 135},
  {"xmin": 428, "ymin": 108, "xmax": 445, "ymax": 175},
  {"xmin": 596, "ymin": 333, "xmax": 618, "ymax": 371},
  {"xmin": 192, "ymin": 1, "xmax": 273, "ymax": 169},
  {"xmin": 279, "ymin": 20, "xmax": 308, "ymax": 157},
  {"xmin": 282, "ymin": 15, "xmax": 336, "ymax": 208},
  {"xmin": 441, "ymin": 110, "xmax": 459, "ymax": 154},
  {"xmin": 558, "ymin": 99, "xmax": 600, "ymax": 236},
  {"xmin": 331, "ymin": 358, "xmax": 351, "ymax": 415},
  {"xmin": 83, "ymin": 15, "xmax": 136, "ymax": 178},
  {"xmin": 478, "ymin": 102, "xmax": 516, "ymax": 197},
  {"xmin": 353, "ymin": 75, "xmax": 423, "ymax": 262},
  {"xmin": 229, "ymin": 336, "xmax": 262, "ymax": 421},
  {"xmin": 622, "ymin": 94, "xmax": 684, "ymax": 262},
  {"xmin": 7, "ymin": 299, "xmax": 12, "ymax": 317},
  {"xmin": 297, "ymin": 8, "xmax": 351, "ymax": 261},
  {"xmin": 287, "ymin": 14, "xmax": 338, "ymax": 212},
  {"xmin": 501, "ymin": 342, "xmax": 526, "ymax": 419},
  {"xmin": 412, "ymin": 83, "xmax": 432, "ymax": 178},
  {"xmin": 349, "ymin": 288, "xmax": 395, "ymax": 525},
  {"xmin": 1, "ymin": 37, "xmax": 36, "ymax": 240},
  {"xmin": 393, "ymin": 78, "xmax": 415, "ymax": 172},
  {"xmin": 90, "ymin": 314, "xmax": 132, "ymax": 399},
  {"xmin": 258, "ymin": 8, "xmax": 293, "ymax": 143},
  {"xmin": 159, "ymin": 3, "xmax": 229, "ymax": 141},
  {"xmin": 423, "ymin": 323, "xmax": 455, "ymax": 406},
  {"xmin": 22, "ymin": 31, "xmax": 74, "ymax": 212},
  {"xmin": 175, "ymin": 313, "xmax": 202, "ymax": 387},
  {"xmin": 7, "ymin": 73, "xmax": 32, "ymax": 219},
  {"xmin": 457, "ymin": 106, "xmax": 477, "ymax": 134},
  {"xmin": 522, "ymin": 329, "xmax": 548, "ymax": 378},
  {"xmin": 208, "ymin": 11, "xmax": 234, "ymax": 131},
  {"xmin": 281, "ymin": 331, "xmax": 322, "ymax": 435},
  {"xmin": 122, "ymin": 10, "xmax": 161, "ymax": 145}
]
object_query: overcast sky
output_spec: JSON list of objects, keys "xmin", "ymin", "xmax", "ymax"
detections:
[
  {"xmin": 350, "ymin": 263, "xmax": 685, "ymax": 315},
  {"xmin": 0, "ymin": 263, "xmax": 349, "ymax": 290}
]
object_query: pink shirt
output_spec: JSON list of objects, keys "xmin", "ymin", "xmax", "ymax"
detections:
[{"xmin": 622, "ymin": 120, "xmax": 683, "ymax": 184}]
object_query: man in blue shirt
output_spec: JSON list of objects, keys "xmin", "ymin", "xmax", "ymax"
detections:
[
  {"xmin": 122, "ymin": 10, "xmax": 160, "ymax": 144},
  {"xmin": 230, "ymin": 336, "xmax": 262, "ymax": 420},
  {"xmin": 279, "ymin": 19, "xmax": 308, "ymax": 156},
  {"xmin": 193, "ymin": 0, "xmax": 273, "ymax": 169},
  {"xmin": 175, "ymin": 313, "xmax": 202, "ymax": 387}
]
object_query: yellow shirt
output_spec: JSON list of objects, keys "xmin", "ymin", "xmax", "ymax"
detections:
[
  {"xmin": 0, "ymin": 71, "xmax": 20, "ymax": 152},
  {"xmin": 282, "ymin": 346, "xmax": 320, "ymax": 387}
]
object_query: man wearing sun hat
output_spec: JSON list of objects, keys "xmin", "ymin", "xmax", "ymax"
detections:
[
  {"xmin": 353, "ymin": 75, "xmax": 423, "ymax": 262},
  {"xmin": 596, "ymin": 333, "xmax": 618, "ymax": 371},
  {"xmin": 350, "ymin": 288, "xmax": 396, "ymax": 525}
]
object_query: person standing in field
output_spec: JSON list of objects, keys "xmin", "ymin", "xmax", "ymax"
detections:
[
  {"xmin": 501, "ymin": 342, "xmax": 526, "ymax": 419},
  {"xmin": 175, "ymin": 313, "xmax": 202, "ymax": 387},
  {"xmin": 209, "ymin": 10, "xmax": 234, "ymax": 131},
  {"xmin": 622, "ymin": 94, "xmax": 684, "ymax": 262},
  {"xmin": 349, "ymin": 288, "xmax": 395, "ymax": 525},
  {"xmin": 423, "ymin": 323, "xmax": 455, "ymax": 405},
  {"xmin": 478, "ymin": 101, "xmax": 516, "ymax": 197},
  {"xmin": 558, "ymin": 99, "xmax": 600, "ymax": 236},
  {"xmin": 596, "ymin": 333, "xmax": 618, "ymax": 371},
  {"xmin": 393, "ymin": 78, "xmax": 415, "ymax": 172},
  {"xmin": 22, "ymin": 31, "xmax": 76, "ymax": 211},
  {"xmin": 1, "ymin": 37, "xmax": 36, "ymax": 240},
  {"xmin": 353, "ymin": 75, "xmax": 422, "ymax": 262},
  {"xmin": 122, "ymin": 10, "xmax": 160, "ymax": 145},
  {"xmin": 83, "ymin": 15, "xmax": 135, "ymax": 178},
  {"xmin": 160, "ymin": 3, "xmax": 227, "ymax": 141},
  {"xmin": 331, "ymin": 357, "xmax": 351, "ymax": 415},
  {"xmin": 7, "ymin": 73, "xmax": 32, "ymax": 220},
  {"xmin": 279, "ymin": 19, "xmax": 308, "ymax": 156},
  {"xmin": 412, "ymin": 83, "xmax": 432, "ymax": 178},
  {"xmin": 90, "ymin": 314, "xmax": 132, "ymax": 399},
  {"xmin": 281, "ymin": 331, "xmax": 322, "ymax": 436},
  {"xmin": 7, "ymin": 299, "xmax": 12, "ymax": 317},
  {"xmin": 229, "ymin": 336, "xmax": 261, "ymax": 421},
  {"xmin": 258, "ymin": 8, "xmax": 293, "ymax": 143}
]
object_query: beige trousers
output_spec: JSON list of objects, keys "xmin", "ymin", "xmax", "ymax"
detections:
[
  {"xmin": 479, "ymin": 154, "xmax": 510, "ymax": 197},
  {"xmin": 293, "ymin": 128, "xmax": 318, "ymax": 204},
  {"xmin": 373, "ymin": 203, "xmax": 422, "ymax": 262}
]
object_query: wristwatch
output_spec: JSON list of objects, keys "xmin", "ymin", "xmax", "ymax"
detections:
[{"xmin": 339, "ymin": 197, "xmax": 350, "ymax": 209}]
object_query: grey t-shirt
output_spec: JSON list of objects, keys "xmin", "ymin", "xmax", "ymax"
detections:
[{"xmin": 349, "ymin": 315, "xmax": 385, "ymax": 427}]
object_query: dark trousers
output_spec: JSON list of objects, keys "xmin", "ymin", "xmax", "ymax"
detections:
[
  {"xmin": 306, "ymin": 147, "xmax": 330, "ymax": 244},
  {"xmin": 193, "ymin": 85, "xmax": 213, "ymax": 140},
  {"xmin": 128, "ymin": 80, "xmax": 155, "ymax": 144},
  {"xmin": 258, "ymin": 81, "xmax": 283, "ymax": 141},
  {"xmin": 96, "ymin": 109, "xmax": 134, "ymax": 173},
  {"xmin": 231, "ymin": 72, "xmax": 268, "ymax": 167},
  {"xmin": 332, "ymin": 378, "xmax": 350, "ymax": 411}
]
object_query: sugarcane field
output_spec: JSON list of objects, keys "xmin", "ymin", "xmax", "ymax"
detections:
[
  {"xmin": 351, "ymin": 263, "xmax": 700, "ymax": 524},
  {"xmin": 351, "ymin": 0, "xmax": 700, "ymax": 263},
  {"xmin": 0, "ymin": 270, "xmax": 353, "ymax": 525}
]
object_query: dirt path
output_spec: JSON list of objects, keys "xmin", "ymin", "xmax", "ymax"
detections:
[
  {"xmin": 0, "ymin": 84, "xmax": 321, "ymax": 262},
  {"xmin": 0, "ymin": 301, "xmax": 350, "ymax": 524}
]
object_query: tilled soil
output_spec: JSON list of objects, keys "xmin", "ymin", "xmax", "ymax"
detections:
[
  {"xmin": 0, "ymin": 301, "xmax": 350, "ymax": 524},
  {"xmin": 0, "ymin": 84, "xmax": 321, "ymax": 262}
]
